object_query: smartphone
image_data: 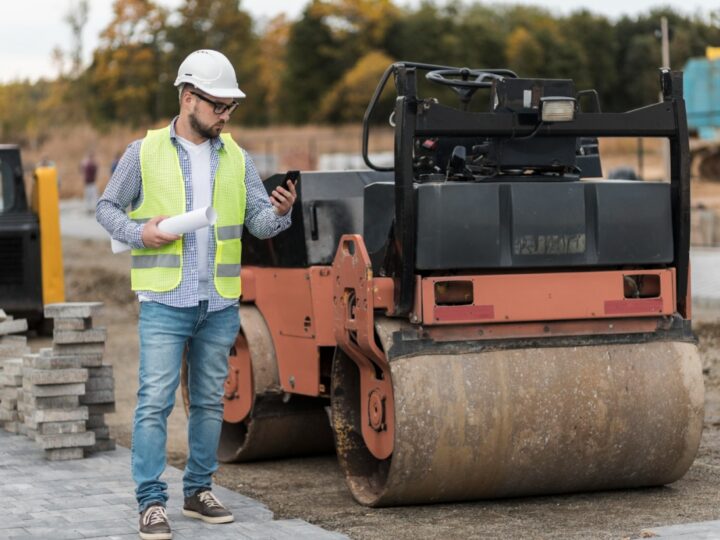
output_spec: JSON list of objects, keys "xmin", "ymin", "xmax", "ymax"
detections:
[{"xmin": 285, "ymin": 170, "xmax": 300, "ymax": 187}]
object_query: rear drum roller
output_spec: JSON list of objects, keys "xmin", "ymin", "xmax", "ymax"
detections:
[
  {"xmin": 331, "ymin": 318, "xmax": 704, "ymax": 506},
  {"xmin": 218, "ymin": 305, "xmax": 334, "ymax": 462}
]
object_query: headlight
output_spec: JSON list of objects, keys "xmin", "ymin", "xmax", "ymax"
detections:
[{"xmin": 540, "ymin": 97, "xmax": 576, "ymax": 122}]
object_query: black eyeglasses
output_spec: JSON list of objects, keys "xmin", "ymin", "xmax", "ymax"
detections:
[{"xmin": 190, "ymin": 91, "xmax": 239, "ymax": 115}]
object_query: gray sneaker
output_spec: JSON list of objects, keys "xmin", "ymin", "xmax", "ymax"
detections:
[
  {"xmin": 182, "ymin": 489, "xmax": 234, "ymax": 524},
  {"xmin": 138, "ymin": 504, "xmax": 172, "ymax": 540}
]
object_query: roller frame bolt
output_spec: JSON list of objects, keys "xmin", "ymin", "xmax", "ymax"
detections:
[{"xmin": 368, "ymin": 389, "xmax": 387, "ymax": 432}]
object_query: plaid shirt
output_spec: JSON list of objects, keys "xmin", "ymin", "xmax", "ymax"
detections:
[{"xmin": 96, "ymin": 118, "xmax": 291, "ymax": 312}]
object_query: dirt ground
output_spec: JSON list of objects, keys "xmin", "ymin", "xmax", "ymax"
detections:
[{"xmin": 51, "ymin": 236, "xmax": 720, "ymax": 540}]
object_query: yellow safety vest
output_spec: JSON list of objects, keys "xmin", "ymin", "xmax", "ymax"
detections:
[{"xmin": 129, "ymin": 126, "xmax": 246, "ymax": 298}]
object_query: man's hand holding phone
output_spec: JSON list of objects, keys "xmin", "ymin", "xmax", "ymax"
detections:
[{"xmin": 271, "ymin": 170, "xmax": 299, "ymax": 216}]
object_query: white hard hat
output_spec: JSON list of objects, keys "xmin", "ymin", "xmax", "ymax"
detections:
[{"xmin": 174, "ymin": 49, "xmax": 246, "ymax": 99}]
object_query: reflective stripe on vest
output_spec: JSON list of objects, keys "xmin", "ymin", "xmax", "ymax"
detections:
[
  {"xmin": 216, "ymin": 263, "xmax": 242, "ymax": 277},
  {"xmin": 129, "ymin": 126, "xmax": 246, "ymax": 298},
  {"xmin": 131, "ymin": 254, "xmax": 181, "ymax": 269},
  {"xmin": 217, "ymin": 224, "xmax": 243, "ymax": 240}
]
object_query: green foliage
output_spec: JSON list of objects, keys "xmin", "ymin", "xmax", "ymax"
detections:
[
  {"xmin": 561, "ymin": 11, "xmax": 616, "ymax": 100},
  {"xmin": 315, "ymin": 50, "xmax": 396, "ymax": 123},
  {"xmin": 385, "ymin": 2, "xmax": 464, "ymax": 66},
  {"xmin": 163, "ymin": 0, "xmax": 261, "ymax": 123},
  {"xmin": 257, "ymin": 16, "xmax": 292, "ymax": 124},
  {"xmin": 280, "ymin": 0, "xmax": 400, "ymax": 124},
  {"xmin": 278, "ymin": 2, "xmax": 339, "ymax": 124},
  {"xmin": 3, "ymin": 0, "xmax": 720, "ymax": 136},
  {"xmin": 0, "ymin": 83, "xmax": 42, "ymax": 144},
  {"xmin": 86, "ymin": 0, "xmax": 169, "ymax": 126}
]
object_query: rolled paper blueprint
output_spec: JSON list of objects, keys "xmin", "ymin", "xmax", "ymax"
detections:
[{"xmin": 110, "ymin": 206, "xmax": 217, "ymax": 254}]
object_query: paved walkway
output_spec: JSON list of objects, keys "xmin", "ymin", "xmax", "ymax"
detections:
[
  {"xmin": 60, "ymin": 199, "xmax": 109, "ymax": 241},
  {"xmin": 691, "ymin": 247, "xmax": 720, "ymax": 310},
  {"xmin": 0, "ymin": 430, "xmax": 347, "ymax": 540},
  {"xmin": 642, "ymin": 520, "xmax": 720, "ymax": 539}
]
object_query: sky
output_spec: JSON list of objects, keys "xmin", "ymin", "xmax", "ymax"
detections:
[{"xmin": 0, "ymin": 0, "xmax": 714, "ymax": 83}]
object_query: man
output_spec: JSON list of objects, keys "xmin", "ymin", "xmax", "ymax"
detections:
[
  {"xmin": 81, "ymin": 151, "xmax": 98, "ymax": 213},
  {"xmin": 96, "ymin": 49, "xmax": 296, "ymax": 540}
]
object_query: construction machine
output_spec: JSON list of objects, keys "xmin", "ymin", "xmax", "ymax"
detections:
[
  {"xmin": 685, "ymin": 48, "xmax": 720, "ymax": 179},
  {"xmin": 0, "ymin": 145, "xmax": 64, "ymax": 326},
  {"xmin": 218, "ymin": 62, "xmax": 703, "ymax": 506}
]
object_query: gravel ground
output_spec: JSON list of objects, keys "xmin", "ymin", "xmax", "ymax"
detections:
[{"xmin": 50, "ymin": 237, "xmax": 720, "ymax": 540}]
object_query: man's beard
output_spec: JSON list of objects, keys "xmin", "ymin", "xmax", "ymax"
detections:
[{"xmin": 189, "ymin": 111, "xmax": 224, "ymax": 139}]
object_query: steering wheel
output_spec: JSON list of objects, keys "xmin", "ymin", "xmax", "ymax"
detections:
[
  {"xmin": 426, "ymin": 68, "xmax": 513, "ymax": 109},
  {"xmin": 426, "ymin": 68, "xmax": 507, "ymax": 88}
]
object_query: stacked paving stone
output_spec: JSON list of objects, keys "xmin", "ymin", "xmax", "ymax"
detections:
[
  {"xmin": 0, "ymin": 309, "xmax": 31, "ymax": 433},
  {"xmin": 0, "ymin": 308, "xmax": 29, "ymax": 336},
  {"xmin": 0, "ymin": 356, "xmax": 25, "ymax": 433},
  {"xmin": 45, "ymin": 302, "xmax": 117, "ymax": 455},
  {"xmin": 21, "ymin": 349, "xmax": 94, "ymax": 460}
]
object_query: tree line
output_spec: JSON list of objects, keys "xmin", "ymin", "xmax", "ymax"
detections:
[{"xmin": 1, "ymin": 0, "xmax": 719, "ymax": 144}]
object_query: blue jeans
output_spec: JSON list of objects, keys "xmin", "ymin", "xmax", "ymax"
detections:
[{"xmin": 132, "ymin": 301, "xmax": 240, "ymax": 512}]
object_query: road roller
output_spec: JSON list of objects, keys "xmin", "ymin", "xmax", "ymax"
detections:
[{"xmin": 218, "ymin": 62, "xmax": 704, "ymax": 506}]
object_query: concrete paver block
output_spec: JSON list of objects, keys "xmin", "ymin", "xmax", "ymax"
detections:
[
  {"xmin": 20, "ymin": 527, "xmax": 87, "ymax": 539},
  {"xmin": 0, "ymin": 319, "xmax": 28, "ymax": 336},
  {"xmin": 37, "ymin": 421, "xmax": 87, "ymax": 436},
  {"xmin": 29, "ymin": 407, "xmax": 88, "ymax": 425},
  {"xmin": 27, "ymin": 354, "xmax": 82, "ymax": 370},
  {"xmin": 88, "ymin": 426, "xmax": 110, "ymax": 439},
  {"xmin": 53, "ymin": 343, "xmax": 105, "ymax": 356},
  {"xmin": 36, "ymin": 351, "xmax": 104, "ymax": 368},
  {"xmin": 24, "ymin": 382, "xmax": 86, "ymax": 398},
  {"xmin": 53, "ymin": 328, "xmax": 107, "ymax": 345},
  {"xmin": 36, "ymin": 431, "xmax": 95, "ymax": 450},
  {"xmin": 80, "ymin": 390, "xmax": 115, "ymax": 405},
  {"xmin": 86, "ymin": 377, "xmax": 115, "ymax": 392},
  {"xmin": 0, "ymin": 386, "xmax": 19, "ymax": 399},
  {"xmin": 3, "ymin": 358, "xmax": 24, "ymax": 376},
  {"xmin": 72, "ymin": 521, "xmax": 138, "ymax": 537},
  {"xmin": 0, "ymin": 409, "xmax": 19, "ymax": 422},
  {"xmin": 0, "ymin": 528, "xmax": 31, "ymax": 538},
  {"xmin": 0, "ymin": 373, "xmax": 23, "ymax": 386},
  {"xmin": 0, "ymin": 402, "xmax": 16, "ymax": 413},
  {"xmin": 1, "ymin": 396, "xmax": 18, "ymax": 409},
  {"xmin": 23, "ymin": 368, "xmax": 88, "ymax": 385},
  {"xmin": 0, "ymin": 344, "xmax": 30, "ymax": 357},
  {"xmin": 0, "ymin": 335, "xmax": 27, "ymax": 345},
  {"xmin": 3, "ymin": 421, "xmax": 20, "ymax": 433},
  {"xmin": 45, "ymin": 447, "xmax": 85, "ymax": 461},
  {"xmin": 88, "ymin": 403, "xmax": 116, "ymax": 414},
  {"xmin": 53, "ymin": 318, "xmax": 91, "ymax": 331},
  {"xmin": 76, "ymin": 355, "xmax": 105, "ymax": 368},
  {"xmin": 88, "ymin": 366, "xmax": 114, "ymax": 378},
  {"xmin": 86, "ymin": 438, "xmax": 116, "ymax": 454},
  {"xmin": 44, "ymin": 302, "xmax": 103, "ymax": 320},
  {"xmin": 26, "ymin": 395, "xmax": 80, "ymax": 410},
  {"xmin": 86, "ymin": 414, "xmax": 107, "ymax": 429}
]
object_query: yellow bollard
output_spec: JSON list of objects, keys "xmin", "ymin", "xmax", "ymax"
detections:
[{"xmin": 31, "ymin": 166, "xmax": 65, "ymax": 305}]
